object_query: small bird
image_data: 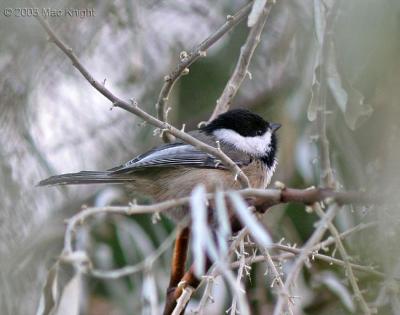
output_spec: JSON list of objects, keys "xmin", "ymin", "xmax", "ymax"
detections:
[{"xmin": 38, "ymin": 109, "xmax": 281, "ymax": 217}]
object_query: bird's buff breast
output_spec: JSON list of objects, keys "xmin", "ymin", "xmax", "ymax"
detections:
[{"xmin": 127, "ymin": 160, "xmax": 268, "ymax": 222}]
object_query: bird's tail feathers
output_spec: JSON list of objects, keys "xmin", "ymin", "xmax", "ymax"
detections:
[{"xmin": 37, "ymin": 171, "xmax": 134, "ymax": 186}]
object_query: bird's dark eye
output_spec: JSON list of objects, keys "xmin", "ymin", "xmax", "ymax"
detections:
[{"xmin": 256, "ymin": 130, "xmax": 263, "ymax": 136}]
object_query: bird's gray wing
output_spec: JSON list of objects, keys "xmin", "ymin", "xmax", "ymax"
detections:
[{"xmin": 110, "ymin": 132, "xmax": 251, "ymax": 174}]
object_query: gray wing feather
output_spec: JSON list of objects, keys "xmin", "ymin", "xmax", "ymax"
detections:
[
  {"xmin": 112, "ymin": 144, "xmax": 219, "ymax": 173},
  {"xmin": 111, "ymin": 131, "xmax": 251, "ymax": 174}
]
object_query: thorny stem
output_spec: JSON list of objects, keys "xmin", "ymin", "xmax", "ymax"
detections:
[
  {"xmin": 262, "ymin": 248, "xmax": 294, "ymax": 315},
  {"xmin": 229, "ymin": 239, "xmax": 247, "ymax": 315},
  {"xmin": 230, "ymin": 222, "xmax": 382, "ymax": 278},
  {"xmin": 209, "ymin": 1, "xmax": 274, "ymax": 121},
  {"xmin": 313, "ymin": 206, "xmax": 372, "ymax": 314},
  {"xmin": 156, "ymin": 2, "xmax": 254, "ymax": 142},
  {"xmin": 192, "ymin": 276, "xmax": 215, "ymax": 314},
  {"xmin": 237, "ymin": 248, "xmax": 384, "ymax": 279},
  {"xmin": 313, "ymin": 1, "xmax": 372, "ymax": 313},
  {"xmin": 316, "ymin": 0, "xmax": 342, "ymax": 189},
  {"xmin": 273, "ymin": 203, "xmax": 339, "ymax": 315}
]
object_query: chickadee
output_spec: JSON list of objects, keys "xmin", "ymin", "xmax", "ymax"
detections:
[{"xmin": 39, "ymin": 109, "xmax": 281, "ymax": 216}]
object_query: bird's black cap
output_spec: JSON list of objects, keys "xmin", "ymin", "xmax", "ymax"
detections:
[{"xmin": 201, "ymin": 109, "xmax": 271, "ymax": 137}]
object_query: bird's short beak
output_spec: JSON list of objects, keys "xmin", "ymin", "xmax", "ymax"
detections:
[{"xmin": 270, "ymin": 122, "xmax": 281, "ymax": 132}]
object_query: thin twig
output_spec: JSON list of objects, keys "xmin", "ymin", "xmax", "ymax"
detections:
[
  {"xmin": 192, "ymin": 229, "xmax": 249, "ymax": 314},
  {"xmin": 315, "ymin": 0, "xmax": 342, "ymax": 189},
  {"xmin": 62, "ymin": 202, "xmax": 188, "ymax": 255},
  {"xmin": 209, "ymin": 1, "xmax": 274, "ymax": 121},
  {"xmin": 172, "ymin": 286, "xmax": 195, "ymax": 315},
  {"xmin": 273, "ymin": 203, "xmax": 339, "ymax": 315},
  {"xmin": 271, "ymin": 245, "xmax": 383, "ymax": 278},
  {"xmin": 156, "ymin": 2, "xmax": 253, "ymax": 142},
  {"xmin": 313, "ymin": 206, "xmax": 372, "ymax": 314},
  {"xmin": 89, "ymin": 227, "xmax": 178, "ymax": 279},
  {"xmin": 33, "ymin": 13, "xmax": 251, "ymax": 188},
  {"xmin": 192, "ymin": 276, "xmax": 215, "ymax": 314},
  {"xmin": 176, "ymin": 228, "xmax": 251, "ymax": 315},
  {"xmin": 229, "ymin": 239, "xmax": 247, "ymax": 315},
  {"xmin": 262, "ymin": 248, "xmax": 294, "ymax": 315},
  {"xmin": 235, "ymin": 250, "xmax": 384, "ymax": 278},
  {"xmin": 316, "ymin": 221, "xmax": 377, "ymax": 251},
  {"xmin": 228, "ymin": 222, "xmax": 381, "ymax": 278}
]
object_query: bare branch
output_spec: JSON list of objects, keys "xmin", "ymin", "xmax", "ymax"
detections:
[
  {"xmin": 313, "ymin": 206, "xmax": 372, "ymax": 314},
  {"xmin": 315, "ymin": 1, "xmax": 342, "ymax": 188},
  {"xmin": 89, "ymin": 227, "xmax": 178, "ymax": 279},
  {"xmin": 229, "ymin": 239, "xmax": 247, "ymax": 315},
  {"xmin": 228, "ymin": 222, "xmax": 381, "ymax": 278},
  {"xmin": 156, "ymin": 2, "xmax": 253, "ymax": 142},
  {"xmin": 273, "ymin": 203, "xmax": 339, "ymax": 315},
  {"xmin": 316, "ymin": 221, "xmax": 377, "ymax": 251},
  {"xmin": 172, "ymin": 286, "xmax": 195, "ymax": 315},
  {"xmin": 262, "ymin": 248, "xmax": 294, "ymax": 315},
  {"xmin": 237, "ymin": 249, "xmax": 384, "ymax": 279},
  {"xmin": 192, "ymin": 276, "xmax": 215, "ymax": 314},
  {"xmin": 33, "ymin": 13, "xmax": 251, "ymax": 188},
  {"xmin": 209, "ymin": 1, "xmax": 274, "ymax": 121},
  {"xmin": 60, "ymin": 187, "xmax": 373, "ymax": 265}
]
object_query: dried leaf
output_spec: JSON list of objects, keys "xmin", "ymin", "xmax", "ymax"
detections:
[
  {"xmin": 307, "ymin": 77, "xmax": 320, "ymax": 122},
  {"xmin": 326, "ymin": 42, "xmax": 373, "ymax": 129},
  {"xmin": 248, "ymin": 0, "xmax": 267, "ymax": 27},
  {"xmin": 313, "ymin": 0, "xmax": 325, "ymax": 45},
  {"xmin": 215, "ymin": 189, "xmax": 231, "ymax": 255},
  {"xmin": 190, "ymin": 185, "xmax": 208, "ymax": 276},
  {"xmin": 36, "ymin": 262, "xmax": 60, "ymax": 315},
  {"xmin": 345, "ymin": 86, "xmax": 373, "ymax": 130},
  {"xmin": 319, "ymin": 272, "xmax": 356, "ymax": 312},
  {"xmin": 229, "ymin": 192, "xmax": 272, "ymax": 247},
  {"xmin": 55, "ymin": 274, "xmax": 81, "ymax": 315},
  {"xmin": 326, "ymin": 43, "xmax": 348, "ymax": 113},
  {"xmin": 142, "ymin": 273, "xmax": 158, "ymax": 315}
]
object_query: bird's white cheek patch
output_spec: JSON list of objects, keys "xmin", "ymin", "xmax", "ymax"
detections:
[{"xmin": 213, "ymin": 129, "xmax": 272, "ymax": 156}]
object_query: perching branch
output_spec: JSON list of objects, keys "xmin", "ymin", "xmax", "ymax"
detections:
[
  {"xmin": 59, "ymin": 187, "xmax": 372, "ymax": 269},
  {"xmin": 156, "ymin": 2, "xmax": 253, "ymax": 142},
  {"xmin": 209, "ymin": 1, "xmax": 274, "ymax": 121}
]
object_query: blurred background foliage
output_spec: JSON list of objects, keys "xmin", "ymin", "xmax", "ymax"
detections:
[{"xmin": 1, "ymin": 0, "xmax": 400, "ymax": 314}]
